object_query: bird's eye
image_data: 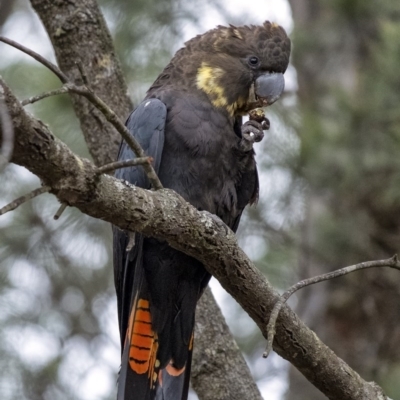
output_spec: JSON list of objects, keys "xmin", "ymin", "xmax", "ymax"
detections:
[{"xmin": 248, "ymin": 56, "xmax": 259, "ymax": 67}]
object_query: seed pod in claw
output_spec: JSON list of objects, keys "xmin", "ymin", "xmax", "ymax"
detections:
[{"xmin": 249, "ymin": 108, "xmax": 270, "ymax": 130}]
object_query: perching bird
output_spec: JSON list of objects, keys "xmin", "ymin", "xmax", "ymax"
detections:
[{"xmin": 113, "ymin": 21, "xmax": 290, "ymax": 400}]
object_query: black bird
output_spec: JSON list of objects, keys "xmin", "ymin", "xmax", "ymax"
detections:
[{"xmin": 113, "ymin": 21, "xmax": 290, "ymax": 400}]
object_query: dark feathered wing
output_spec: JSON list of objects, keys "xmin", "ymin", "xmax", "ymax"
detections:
[
  {"xmin": 112, "ymin": 19, "xmax": 290, "ymax": 400},
  {"xmin": 113, "ymin": 99, "xmax": 166, "ymax": 400},
  {"xmin": 113, "ymin": 89, "xmax": 260, "ymax": 400}
]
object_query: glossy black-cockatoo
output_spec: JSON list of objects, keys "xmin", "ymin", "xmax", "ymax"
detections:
[{"xmin": 113, "ymin": 21, "xmax": 290, "ymax": 400}]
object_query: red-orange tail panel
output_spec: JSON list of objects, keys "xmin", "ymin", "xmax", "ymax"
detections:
[{"xmin": 118, "ymin": 297, "xmax": 160, "ymax": 400}]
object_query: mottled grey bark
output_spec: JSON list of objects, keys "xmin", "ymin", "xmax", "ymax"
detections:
[
  {"xmin": 1, "ymin": 76, "xmax": 390, "ymax": 400},
  {"xmin": 192, "ymin": 288, "xmax": 263, "ymax": 400},
  {"xmin": 30, "ymin": 0, "xmax": 131, "ymax": 164}
]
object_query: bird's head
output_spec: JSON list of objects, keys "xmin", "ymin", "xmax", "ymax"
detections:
[{"xmin": 150, "ymin": 21, "xmax": 291, "ymax": 117}]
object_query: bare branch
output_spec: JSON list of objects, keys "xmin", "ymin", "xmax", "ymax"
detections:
[
  {"xmin": 20, "ymin": 84, "xmax": 160, "ymax": 187},
  {"xmin": 263, "ymin": 255, "xmax": 400, "ymax": 358},
  {"xmin": 0, "ymin": 185, "xmax": 50, "ymax": 215},
  {"xmin": 97, "ymin": 157, "xmax": 152, "ymax": 174},
  {"xmin": 75, "ymin": 61, "xmax": 89, "ymax": 85},
  {"xmin": 53, "ymin": 203, "xmax": 67, "ymax": 220},
  {"xmin": 0, "ymin": 36, "xmax": 68, "ymax": 83},
  {"xmin": 0, "ymin": 96, "xmax": 14, "ymax": 171},
  {"xmin": 0, "ymin": 35, "xmax": 162, "ymax": 190},
  {"xmin": 21, "ymin": 87, "xmax": 69, "ymax": 106},
  {"xmin": 126, "ymin": 232, "xmax": 136, "ymax": 252},
  {"xmin": 65, "ymin": 83, "xmax": 163, "ymax": 190}
]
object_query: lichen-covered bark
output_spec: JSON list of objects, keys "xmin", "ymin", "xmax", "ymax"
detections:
[
  {"xmin": 192, "ymin": 288, "xmax": 263, "ymax": 400},
  {"xmin": 1, "ymin": 76, "xmax": 390, "ymax": 400}
]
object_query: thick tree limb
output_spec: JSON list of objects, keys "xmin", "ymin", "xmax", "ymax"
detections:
[{"xmin": 1, "ymin": 74, "xmax": 390, "ymax": 400}]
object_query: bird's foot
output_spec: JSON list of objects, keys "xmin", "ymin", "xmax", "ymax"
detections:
[{"xmin": 239, "ymin": 119, "xmax": 267, "ymax": 151}]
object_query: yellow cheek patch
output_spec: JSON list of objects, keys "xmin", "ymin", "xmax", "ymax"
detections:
[
  {"xmin": 196, "ymin": 63, "xmax": 228, "ymax": 109},
  {"xmin": 196, "ymin": 63, "xmax": 248, "ymax": 117}
]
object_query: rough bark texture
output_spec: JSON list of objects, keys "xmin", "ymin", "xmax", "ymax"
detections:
[
  {"xmin": 30, "ymin": 0, "xmax": 132, "ymax": 164},
  {"xmin": 1, "ymin": 76, "xmax": 391, "ymax": 400},
  {"xmin": 192, "ymin": 288, "xmax": 263, "ymax": 400},
  {"xmin": 26, "ymin": 2, "xmax": 262, "ymax": 399}
]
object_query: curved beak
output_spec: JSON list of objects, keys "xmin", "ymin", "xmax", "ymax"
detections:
[{"xmin": 254, "ymin": 73, "xmax": 285, "ymax": 106}]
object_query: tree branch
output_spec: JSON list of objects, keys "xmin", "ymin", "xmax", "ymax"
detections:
[
  {"xmin": 21, "ymin": 87, "xmax": 70, "ymax": 106},
  {"xmin": 1, "ymin": 74, "xmax": 390, "ymax": 400},
  {"xmin": 65, "ymin": 82, "xmax": 163, "ymax": 189},
  {"xmin": 96, "ymin": 157, "xmax": 152, "ymax": 174},
  {"xmin": 53, "ymin": 203, "xmax": 67, "ymax": 220},
  {"xmin": 0, "ymin": 35, "xmax": 163, "ymax": 190},
  {"xmin": 0, "ymin": 36, "xmax": 68, "ymax": 83},
  {"xmin": 0, "ymin": 185, "xmax": 50, "ymax": 215},
  {"xmin": 263, "ymin": 255, "xmax": 400, "ymax": 358}
]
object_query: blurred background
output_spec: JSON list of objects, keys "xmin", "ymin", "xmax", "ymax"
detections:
[{"xmin": 1, "ymin": 0, "xmax": 400, "ymax": 399}]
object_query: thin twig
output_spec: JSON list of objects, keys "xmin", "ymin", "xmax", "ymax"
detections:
[
  {"xmin": 66, "ymin": 83, "xmax": 163, "ymax": 190},
  {"xmin": 0, "ymin": 36, "xmax": 68, "ymax": 84},
  {"xmin": 0, "ymin": 97, "xmax": 14, "ymax": 172},
  {"xmin": 126, "ymin": 232, "xmax": 136, "ymax": 252},
  {"xmin": 0, "ymin": 186, "xmax": 51, "ymax": 216},
  {"xmin": 21, "ymin": 87, "xmax": 70, "ymax": 106},
  {"xmin": 263, "ymin": 254, "xmax": 400, "ymax": 358},
  {"xmin": 76, "ymin": 61, "xmax": 89, "ymax": 85},
  {"xmin": 97, "ymin": 157, "xmax": 152, "ymax": 174},
  {"xmin": 1, "ymin": 37, "xmax": 163, "ymax": 190},
  {"xmin": 54, "ymin": 203, "xmax": 67, "ymax": 220}
]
